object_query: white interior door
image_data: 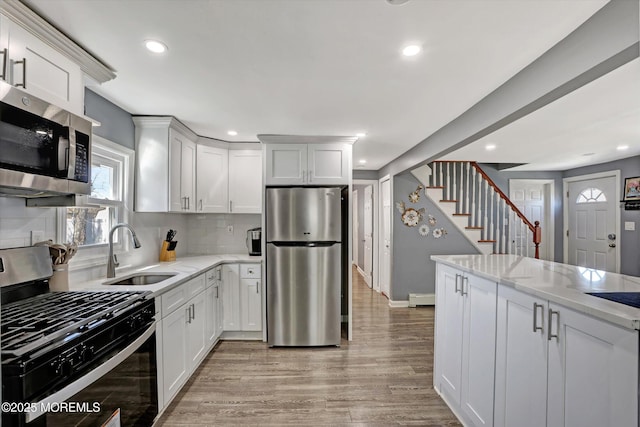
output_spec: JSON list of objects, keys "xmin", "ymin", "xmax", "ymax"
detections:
[
  {"xmin": 352, "ymin": 190, "xmax": 358, "ymax": 265},
  {"xmin": 380, "ymin": 178, "xmax": 391, "ymax": 298},
  {"xmin": 566, "ymin": 175, "xmax": 618, "ymax": 272},
  {"xmin": 510, "ymin": 180, "xmax": 553, "ymax": 260},
  {"xmin": 363, "ymin": 185, "xmax": 373, "ymax": 288}
]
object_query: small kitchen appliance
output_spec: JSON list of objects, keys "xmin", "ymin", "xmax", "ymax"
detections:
[{"xmin": 246, "ymin": 227, "xmax": 262, "ymax": 256}]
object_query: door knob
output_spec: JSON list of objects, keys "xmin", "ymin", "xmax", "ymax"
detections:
[
  {"xmin": 609, "ymin": 243, "xmax": 616, "ymax": 248},
  {"xmin": 608, "ymin": 233, "xmax": 616, "ymax": 240}
]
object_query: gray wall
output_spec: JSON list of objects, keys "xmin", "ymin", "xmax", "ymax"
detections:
[
  {"xmin": 84, "ymin": 88, "xmax": 135, "ymax": 150},
  {"xmin": 391, "ymin": 173, "xmax": 478, "ymax": 301},
  {"xmin": 353, "ymin": 170, "xmax": 378, "ymax": 180},
  {"xmin": 564, "ymin": 155, "xmax": 640, "ymax": 276}
]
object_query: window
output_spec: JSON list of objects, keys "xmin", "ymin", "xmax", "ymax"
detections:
[
  {"xmin": 62, "ymin": 137, "xmax": 133, "ymax": 250},
  {"xmin": 576, "ymin": 187, "xmax": 607, "ymax": 203}
]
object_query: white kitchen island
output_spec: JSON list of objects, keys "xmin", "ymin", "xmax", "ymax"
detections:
[{"xmin": 432, "ymin": 254, "xmax": 640, "ymax": 427}]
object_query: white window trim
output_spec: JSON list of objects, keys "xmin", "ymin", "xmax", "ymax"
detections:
[{"xmin": 58, "ymin": 135, "xmax": 135, "ymax": 271}]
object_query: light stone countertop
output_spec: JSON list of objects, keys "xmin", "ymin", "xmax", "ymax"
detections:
[
  {"xmin": 431, "ymin": 254, "xmax": 640, "ymax": 330},
  {"xmin": 68, "ymin": 254, "xmax": 263, "ymax": 297}
]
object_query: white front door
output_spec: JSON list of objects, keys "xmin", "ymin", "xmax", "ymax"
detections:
[
  {"xmin": 363, "ymin": 185, "xmax": 373, "ymax": 288},
  {"xmin": 566, "ymin": 174, "xmax": 618, "ymax": 271},
  {"xmin": 380, "ymin": 179, "xmax": 391, "ymax": 298},
  {"xmin": 510, "ymin": 180, "xmax": 553, "ymax": 261}
]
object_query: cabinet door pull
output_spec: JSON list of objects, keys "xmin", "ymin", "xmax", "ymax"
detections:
[
  {"xmin": 256, "ymin": 281, "xmax": 259, "ymax": 293},
  {"xmin": 187, "ymin": 197, "xmax": 190, "ymax": 210},
  {"xmin": 229, "ymin": 200, "xmax": 233, "ymax": 212},
  {"xmin": 191, "ymin": 303, "xmax": 196, "ymax": 320},
  {"xmin": 454, "ymin": 274, "xmax": 460, "ymax": 294},
  {"xmin": 215, "ymin": 285, "xmax": 219, "ymax": 299},
  {"xmin": 548, "ymin": 308, "xmax": 559, "ymax": 341},
  {"xmin": 309, "ymin": 170, "xmax": 313, "ymax": 183},
  {"xmin": 0, "ymin": 48, "xmax": 7, "ymax": 81},
  {"xmin": 14, "ymin": 58, "xmax": 26, "ymax": 88},
  {"xmin": 199, "ymin": 199, "xmax": 203, "ymax": 211},
  {"xmin": 533, "ymin": 303, "xmax": 544, "ymax": 333},
  {"xmin": 186, "ymin": 306, "xmax": 192, "ymax": 324},
  {"xmin": 461, "ymin": 276, "xmax": 469, "ymax": 296}
]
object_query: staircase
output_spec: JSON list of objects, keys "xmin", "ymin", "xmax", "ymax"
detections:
[{"xmin": 423, "ymin": 161, "xmax": 540, "ymax": 258}]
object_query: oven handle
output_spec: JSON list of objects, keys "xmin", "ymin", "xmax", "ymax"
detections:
[{"xmin": 26, "ymin": 321, "xmax": 157, "ymax": 423}]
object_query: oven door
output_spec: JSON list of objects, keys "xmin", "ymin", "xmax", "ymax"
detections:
[{"xmin": 26, "ymin": 323, "xmax": 158, "ymax": 427}]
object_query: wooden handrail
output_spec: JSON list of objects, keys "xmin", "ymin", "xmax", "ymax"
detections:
[
  {"xmin": 431, "ymin": 160, "xmax": 542, "ymax": 259},
  {"xmin": 469, "ymin": 162, "xmax": 535, "ymax": 232}
]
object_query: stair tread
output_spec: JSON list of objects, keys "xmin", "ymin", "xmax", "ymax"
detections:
[
  {"xmin": 478, "ymin": 239, "xmax": 497, "ymax": 243},
  {"xmin": 426, "ymin": 186, "xmax": 444, "ymax": 189},
  {"xmin": 452, "ymin": 213, "xmax": 471, "ymax": 216},
  {"xmin": 466, "ymin": 226, "xmax": 483, "ymax": 229},
  {"xmin": 439, "ymin": 200, "xmax": 458, "ymax": 203}
]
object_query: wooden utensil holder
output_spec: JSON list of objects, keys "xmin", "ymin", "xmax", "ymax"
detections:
[{"xmin": 160, "ymin": 240, "xmax": 176, "ymax": 262}]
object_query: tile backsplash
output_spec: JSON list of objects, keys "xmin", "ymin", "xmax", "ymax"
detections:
[
  {"xmin": 0, "ymin": 198, "xmax": 57, "ymax": 248},
  {"xmin": 187, "ymin": 213, "xmax": 261, "ymax": 255}
]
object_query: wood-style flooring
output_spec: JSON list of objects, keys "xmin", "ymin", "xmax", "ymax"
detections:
[{"xmin": 155, "ymin": 267, "xmax": 460, "ymax": 426}]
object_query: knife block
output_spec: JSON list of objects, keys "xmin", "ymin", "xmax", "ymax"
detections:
[{"xmin": 159, "ymin": 240, "xmax": 177, "ymax": 262}]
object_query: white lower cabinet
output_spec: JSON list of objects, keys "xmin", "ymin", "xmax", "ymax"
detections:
[
  {"xmin": 222, "ymin": 264, "xmax": 241, "ymax": 330},
  {"xmin": 205, "ymin": 266, "xmax": 224, "ymax": 345},
  {"xmin": 160, "ymin": 274, "xmax": 207, "ymax": 407},
  {"xmin": 495, "ymin": 284, "xmax": 638, "ymax": 427},
  {"xmin": 434, "ymin": 263, "xmax": 496, "ymax": 427},
  {"xmin": 223, "ymin": 263, "xmax": 263, "ymax": 332},
  {"xmin": 494, "ymin": 285, "xmax": 549, "ymax": 427}
]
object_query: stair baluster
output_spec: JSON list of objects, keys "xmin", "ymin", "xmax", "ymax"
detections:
[{"xmin": 426, "ymin": 160, "xmax": 541, "ymax": 259}]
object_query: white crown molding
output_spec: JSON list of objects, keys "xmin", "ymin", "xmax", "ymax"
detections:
[
  {"xmin": 1, "ymin": 0, "xmax": 116, "ymax": 83},
  {"xmin": 132, "ymin": 116, "xmax": 198, "ymax": 141},
  {"xmin": 257, "ymin": 134, "xmax": 359, "ymax": 145}
]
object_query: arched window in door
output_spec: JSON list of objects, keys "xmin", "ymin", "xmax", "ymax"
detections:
[{"xmin": 576, "ymin": 187, "xmax": 607, "ymax": 203}]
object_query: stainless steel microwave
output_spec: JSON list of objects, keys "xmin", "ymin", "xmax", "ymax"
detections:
[{"xmin": 0, "ymin": 80, "xmax": 91, "ymax": 197}]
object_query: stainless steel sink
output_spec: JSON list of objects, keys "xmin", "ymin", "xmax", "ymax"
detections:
[{"xmin": 104, "ymin": 273, "xmax": 177, "ymax": 286}]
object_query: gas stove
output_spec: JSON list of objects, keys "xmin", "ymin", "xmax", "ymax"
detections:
[{"xmin": 0, "ymin": 246, "xmax": 157, "ymax": 426}]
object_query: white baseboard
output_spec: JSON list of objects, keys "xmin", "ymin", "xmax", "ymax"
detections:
[
  {"xmin": 356, "ymin": 266, "xmax": 366, "ymax": 277},
  {"xmin": 388, "ymin": 299, "xmax": 409, "ymax": 308}
]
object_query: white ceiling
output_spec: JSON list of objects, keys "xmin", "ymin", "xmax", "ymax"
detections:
[
  {"xmin": 442, "ymin": 58, "xmax": 640, "ymax": 171},
  {"xmin": 23, "ymin": 0, "xmax": 613, "ymax": 171}
]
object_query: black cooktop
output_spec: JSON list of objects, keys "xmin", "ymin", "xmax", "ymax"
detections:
[{"xmin": 587, "ymin": 292, "xmax": 640, "ymax": 309}]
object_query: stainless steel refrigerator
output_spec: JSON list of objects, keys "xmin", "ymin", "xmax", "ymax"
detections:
[{"xmin": 266, "ymin": 187, "xmax": 342, "ymax": 346}]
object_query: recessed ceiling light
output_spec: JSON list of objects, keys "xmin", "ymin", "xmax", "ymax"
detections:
[
  {"xmin": 402, "ymin": 45, "xmax": 421, "ymax": 57},
  {"xmin": 144, "ymin": 39, "xmax": 168, "ymax": 54},
  {"xmin": 485, "ymin": 144, "xmax": 496, "ymax": 151},
  {"xmin": 227, "ymin": 130, "xmax": 238, "ymax": 136},
  {"xmin": 359, "ymin": 159, "xmax": 367, "ymax": 164},
  {"xmin": 617, "ymin": 145, "xmax": 629, "ymax": 151},
  {"xmin": 356, "ymin": 133, "xmax": 366, "ymax": 138}
]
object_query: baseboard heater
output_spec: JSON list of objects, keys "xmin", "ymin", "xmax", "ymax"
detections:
[{"xmin": 408, "ymin": 293, "xmax": 436, "ymax": 307}]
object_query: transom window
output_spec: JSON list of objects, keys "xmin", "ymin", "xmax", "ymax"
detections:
[{"xmin": 576, "ymin": 187, "xmax": 607, "ymax": 203}]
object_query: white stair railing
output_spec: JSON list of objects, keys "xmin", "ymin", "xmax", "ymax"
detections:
[{"xmin": 428, "ymin": 161, "xmax": 541, "ymax": 259}]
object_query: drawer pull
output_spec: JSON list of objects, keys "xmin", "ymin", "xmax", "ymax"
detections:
[
  {"xmin": 533, "ymin": 303, "xmax": 544, "ymax": 333},
  {"xmin": 15, "ymin": 57, "xmax": 26, "ymax": 88},
  {"xmin": 0, "ymin": 48, "xmax": 7, "ymax": 80},
  {"xmin": 548, "ymin": 309, "xmax": 560, "ymax": 341}
]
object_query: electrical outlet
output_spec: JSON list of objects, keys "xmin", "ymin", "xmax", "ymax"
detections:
[
  {"xmin": 226, "ymin": 225, "xmax": 234, "ymax": 234},
  {"xmin": 31, "ymin": 230, "xmax": 45, "ymax": 245}
]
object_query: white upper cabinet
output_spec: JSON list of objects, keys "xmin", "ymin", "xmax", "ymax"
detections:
[
  {"xmin": 263, "ymin": 139, "xmax": 353, "ymax": 186},
  {"xmin": 0, "ymin": 13, "xmax": 83, "ymax": 115},
  {"xmin": 195, "ymin": 142, "xmax": 261, "ymax": 214},
  {"xmin": 307, "ymin": 144, "xmax": 350, "ymax": 185},
  {"xmin": 228, "ymin": 149, "xmax": 262, "ymax": 213},
  {"xmin": 265, "ymin": 144, "xmax": 307, "ymax": 185},
  {"xmin": 196, "ymin": 144, "xmax": 229, "ymax": 213},
  {"xmin": 134, "ymin": 117, "xmax": 198, "ymax": 213}
]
